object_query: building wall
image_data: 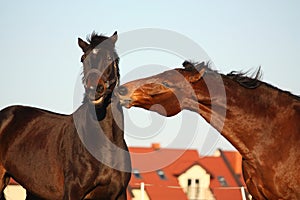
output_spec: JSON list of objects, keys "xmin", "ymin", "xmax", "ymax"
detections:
[
  {"xmin": 177, "ymin": 165, "xmax": 215, "ymax": 200},
  {"xmin": 131, "ymin": 188, "xmax": 150, "ymax": 200},
  {"xmin": 4, "ymin": 185, "xmax": 26, "ymax": 200}
]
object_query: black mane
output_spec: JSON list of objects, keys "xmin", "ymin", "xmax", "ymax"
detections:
[
  {"xmin": 226, "ymin": 67, "xmax": 262, "ymax": 89},
  {"xmin": 86, "ymin": 31, "xmax": 114, "ymax": 49},
  {"xmin": 181, "ymin": 60, "xmax": 300, "ymax": 100},
  {"xmin": 182, "ymin": 60, "xmax": 262, "ymax": 89},
  {"xmin": 182, "ymin": 60, "xmax": 211, "ymax": 72}
]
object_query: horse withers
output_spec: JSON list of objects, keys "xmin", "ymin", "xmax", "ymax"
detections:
[
  {"xmin": 0, "ymin": 32, "xmax": 131, "ymax": 200},
  {"xmin": 116, "ymin": 61, "xmax": 300, "ymax": 199}
]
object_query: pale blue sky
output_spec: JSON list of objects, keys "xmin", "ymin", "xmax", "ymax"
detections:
[{"xmin": 1, "ymin": 1, "xmax": 299, "ymax": 154}]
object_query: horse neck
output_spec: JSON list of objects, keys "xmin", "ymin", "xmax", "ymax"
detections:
[
  {"xmin": 225, "ymin": 76, "xmax": 299, "ymax": 158},
  {"xmin": 194, "ymin": 74, "xmax": 297, "ymax": 160},
  {"xmin": 73, "ymin": 101, "xmax": 129, "ymax": 170},
  {"xmin": 75, "ymin": 99, "xmax": 125, "ymax": 144}
]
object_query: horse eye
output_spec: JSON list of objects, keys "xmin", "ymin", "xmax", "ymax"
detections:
[
  {"xmin": 97, "ymin": 85, "xmax": 104, "ymax": 94},
  {"xmin": 107, "ymin": 55, "xmax": 112, "ymax": 61},
  {"xmin": 162, "ymin": 81, "xmax": 171, "ymax": 88}
]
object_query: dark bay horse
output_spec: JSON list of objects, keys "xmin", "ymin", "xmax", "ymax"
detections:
[
  {"xmin": 0, "ymin": 32, "xmax": 131, "ymax": 200},
  {"xmin": 116, "ymin": 61, "xmax": 300, "ymax": 199}
]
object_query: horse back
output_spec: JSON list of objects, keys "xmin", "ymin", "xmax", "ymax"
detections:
[{"xmin": 0, "ymin": 105, "xmax": 71, "ymax": 199}]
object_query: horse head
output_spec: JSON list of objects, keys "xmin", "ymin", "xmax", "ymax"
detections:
[
  {"xmin": 78, "ymin": 31, "xmax": 120, "ymax": 106},
  {"xmin": 115, "ymin": 61, "xmax": 209, "ymax": 116}
]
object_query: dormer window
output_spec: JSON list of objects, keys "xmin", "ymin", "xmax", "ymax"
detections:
[
  {"xmin": 217, "ymin": 176, "xmax": 228, "ymax": 187},
  {"xmin": 156, "ymin": 169, "xmax": 167, "ymax": 180},
  {"xmin": 133, "ymin": 169, "xmax": 142, "ymax": 179}
]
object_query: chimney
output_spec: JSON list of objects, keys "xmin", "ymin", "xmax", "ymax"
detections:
[{"xmin": 151, "ymin": 143, "xmax": 160, "ymax": 150}]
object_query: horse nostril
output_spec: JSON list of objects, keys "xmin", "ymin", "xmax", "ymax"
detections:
[
  {"xmin": 118, "ymin": 86, "xmax": 128, "ymax": 96},
  {"xmin": 97, "ymin": 85, "xmax": 105, "ymax": 94}
]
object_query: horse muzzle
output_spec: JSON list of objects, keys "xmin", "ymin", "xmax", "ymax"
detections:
[{"xmin": 86, "ymin": 85, "xmax": 106, "ymax": 105}]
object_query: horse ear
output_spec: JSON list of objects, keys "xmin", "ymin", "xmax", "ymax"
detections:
[
  {"xmin": 110, "ymin": 31, "xmax": 118, "ymax": 44},
  {"xmin": 182, "ymin": 61, "xmax": 195, "ymax": 70},
  {"xmin": 78, "ymin": 38, "xmax": 89, "ymax": 52},
  {"xmin": 188, "ymin": 68, "xmax": 206, "ymax": 83},
  {"xmin": 195, "ymin": 61, "xmax": 206, "ymax": 71}
]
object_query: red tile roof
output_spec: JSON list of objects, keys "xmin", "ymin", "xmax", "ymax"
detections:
[
  {"xmin": 223, "ymin": 151, "xmax": 242, "ymax": 174},
  {"xmin": 128, "ymin": 145, "xmax": 246, "ymax": 200},
  {"xmin": 128, "ymin": 146, "xmax": 198, "ymax": 200},
  {"xmin": 198, "ymin": 156, "xmax": 238, "ymax": 188},
  {"xmin": 221, "ymin": 150, "xmax": 246, "ymax": 186},
  {"xmin": 9, "ymin": 179, "xmax": 19, "ymax": 185},
  {"xmin": 213, "ymin": 187, "xmax": 246, "ymax": 200}
]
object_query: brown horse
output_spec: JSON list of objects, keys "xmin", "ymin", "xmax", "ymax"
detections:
[
  {"xmin": 116, "ymin": 61, "xmax": 300, "ymax": 200},
  {"xmin": 0, "ymin": 32, "xmax": 131, "ymax": 200}
]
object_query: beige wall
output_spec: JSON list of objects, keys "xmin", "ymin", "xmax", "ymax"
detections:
[
  {"xmin": 178, "ymin": 165, "xmax": 215, "ymax": 200},
  {"xmin": 4, "ymin": 185, "xmax": 26, "ymax": 200},
  {"xmin": 131, "ymin": 188, "xmax": 150, "ymax": 200}
]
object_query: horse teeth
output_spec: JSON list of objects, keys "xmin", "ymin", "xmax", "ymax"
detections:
[{"xmin": 92, "ymin": 97, "xmax": 104, "ymax": 105}]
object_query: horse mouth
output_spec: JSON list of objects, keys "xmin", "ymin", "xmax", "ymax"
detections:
[
  {"xmin": 91, "ymin": 96, "xmax": 104, "ymax": 105},
  {"xmin": 87, "ymin": 90, "xmax": 106, "ymax": 105}
]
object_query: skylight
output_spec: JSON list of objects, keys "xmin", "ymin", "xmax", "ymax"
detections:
[
  {"xmin": 156, "ymin": 169, "xmax": 167, "ymax": 180},
  {"xmin": 217, "ymin": 176, "xmax": 228, "ymax": 187},
  {"xmin": 133, "ymin": 169, "xmax": 142, "ymax": 179}
]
